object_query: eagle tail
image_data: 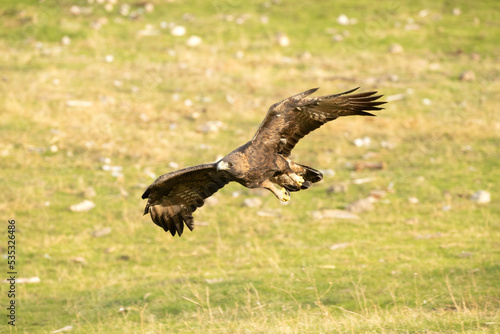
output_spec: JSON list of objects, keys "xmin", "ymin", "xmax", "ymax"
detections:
[
  {"xmin": 281, "ymin": 164, "xmax": 323, "ymax": 192},
  {"xmin": 299, "ymin": 164, "xmax": 323, "ymax": 189}
]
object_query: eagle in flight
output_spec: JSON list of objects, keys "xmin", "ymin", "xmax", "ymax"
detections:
[{"xmin": 142, "ymin": 87, "xmax": 386, "ymax": 236}]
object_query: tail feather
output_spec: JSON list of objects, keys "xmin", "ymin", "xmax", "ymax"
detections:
[
  {"xmin": 299, "ymin": 164, "xmax": 323, "ymax": 184},
  {"xmin": 277, "ymin": 164, "xmax": 324, "ymax": 192}
]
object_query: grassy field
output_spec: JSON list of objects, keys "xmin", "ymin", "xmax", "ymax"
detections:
[{"xmin": 1, "ymin": 0, "xmax": 500, "ymax": 333}]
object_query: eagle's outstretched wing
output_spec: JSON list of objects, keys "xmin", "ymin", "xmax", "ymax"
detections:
[
  {"xmin": 251, "ymin": 87, "xmax": 386, "ymax": 157},
  {"xmin": 142, "ymin": 163, "xmax": 232, "ymax": 236}
]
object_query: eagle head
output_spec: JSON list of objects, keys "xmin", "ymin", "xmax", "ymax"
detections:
[
  {"xmin": 216, "ymin": 153, "xmax": 247, "ymax": 179},
  {"xmin": 216, "ymin": 160, "xmax": 233, "ymax": 171}
]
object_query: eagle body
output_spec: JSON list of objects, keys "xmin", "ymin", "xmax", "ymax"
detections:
[
  {"xmin": 219, "ymin": 141, "xmax": 285, "ymax": 188},
  {"xmin": 142, "ymin": 87, "xmax": 386, "ymax": 236}
]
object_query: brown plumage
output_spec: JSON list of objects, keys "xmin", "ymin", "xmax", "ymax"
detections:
[{"xmin": 142, "ymin": 87, "xmax": 386, "ymax": 236}]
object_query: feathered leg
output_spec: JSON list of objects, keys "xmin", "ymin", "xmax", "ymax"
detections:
[{"xmin": 261, "ymin": 179, "xmax": 291, "ymax": 202}]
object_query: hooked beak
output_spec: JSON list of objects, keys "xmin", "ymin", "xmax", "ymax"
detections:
[{"xmin": 217, "ymin": 160, "xmax": 230, "ymax": 171}]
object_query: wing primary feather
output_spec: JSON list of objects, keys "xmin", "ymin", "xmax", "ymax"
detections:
[
  {"xmin": 294, "ymin": 87, "xmax": 320, "ymax": 100},
  {"xmin": 173, "ymin": 215, "xmax": 183, "ymax": 236},
  {"xmin": 156, "ymin": 201, "xmax": 169, "ymax": 234},
  {"xmin": 350, "ymin": 102, "xmax": 386, "ymax": 108},
  {"xmin": 344, "ymin": 90, "xmax": 375, "ymax": 98},
  {"xmin": 338, "ymin": 86, "xmax": 360, "ymax": 95},
  {"xmin": 163, "ymin": 205, "xmax": 177, "ymax": 236},
  {"xmin": 142, "ymin": 163, "xmax": 233, "ymax": 236},
  {"xmin": 184, "ymin": 215, "xmax": 195, "ymax": 231},
  {"xmin": 169, "ymin": 198, "xmax": 185, "ymax": 236},
  {"xmin": 315, "ymin": 87, "xmax": 360, "ymax": 101},
  {"xmin": 353, "ymin": 111, "xmax": 377, "ymax": 116},
  {"xmin": 165, "ymin": 215, "xmax": 176, "ymax": 235},
  {"xmin": 350, "ymin": 95, "xmax": 384, "ymax": 102}
]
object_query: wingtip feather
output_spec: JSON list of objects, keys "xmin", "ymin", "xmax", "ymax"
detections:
[
  {"xmin": 341, "ymin": 87, "xmax": 360, "ymax": 95},
  {"xmin": 294, "ymin": 87, "xmax": 320, "ymax": 100}
]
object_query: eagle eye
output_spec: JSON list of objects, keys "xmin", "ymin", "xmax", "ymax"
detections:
[{"xmin": 228, "ymin": 162, "xmax": 234, "ymax": 167}]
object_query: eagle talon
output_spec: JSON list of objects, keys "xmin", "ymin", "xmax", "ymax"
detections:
[
  {"xmin": 280, "ymin": 187, "xmax": 291, "ymax": 202},
  {"xmin": 291, "ymin": 174, "xmax": 305, "ymax": 187}
]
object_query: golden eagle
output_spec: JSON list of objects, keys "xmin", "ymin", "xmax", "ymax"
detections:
[{"xmin": 142, "ymin": 87, "xmax": 386, "ymax": 236}]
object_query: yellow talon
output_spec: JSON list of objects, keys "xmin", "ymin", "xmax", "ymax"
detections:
[
  {"xmin": 291, "ymin": 174, "xmax": 304, "ymax": 187},
  {"xmin": 280, "ymin": 187, "xmax": 291, "ymax": 202},
  {"xmin": 297, "ymin": 176, "xmax": 305, "ymax": 186}
]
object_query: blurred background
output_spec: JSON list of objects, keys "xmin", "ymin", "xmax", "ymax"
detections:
[{"xmin": 1, "ymin": 0, "xmax": 499, "ymax": 333}]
